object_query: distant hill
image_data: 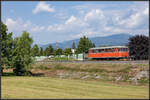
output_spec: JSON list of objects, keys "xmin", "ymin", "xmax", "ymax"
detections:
[{"xmin": 39, "ymin": 33, "xmax": 132, "ymax": 50}]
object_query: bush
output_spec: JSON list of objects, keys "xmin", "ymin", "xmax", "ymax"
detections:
[{"xmin": 138, "ymin": 77, "xmax": 149, "ymax": 84}]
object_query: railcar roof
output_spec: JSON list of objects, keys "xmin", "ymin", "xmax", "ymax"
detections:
[{"xmin": 90, "ymin": 46, "xmax": 128, "ymax": 50}]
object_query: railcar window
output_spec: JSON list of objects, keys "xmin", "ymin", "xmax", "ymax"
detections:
[
  {"xmin": 112, "ymin": 48, "xmax": 115, "ymax": 52},
  {"xmin": 122, "ymin": 48, "xmax": 125, "ymax": 52},
  {"xmin": 109, "ymin": 48, "xmax": 112, "ymax": 52},
  {"xmin": 101, "ymin": 49, "xmax": 104, "ymax": 53},
  {"xmin": 92, "ymin": 50, "xmax": 95, "ymax": 53},
  {"xmin": 109, "ymin": 49, "xmax": 112, "ymax": 52},
  {"xmin": 126, "ymin": 48, "xmax": 129, "ymax": 51},
  {"xmin": 118, "ymin": 48, "xmax": 121, "ymax": 52},
  {"xmin": 124, "ymin": 48, "xmax": 128, "ymax": 51},
  {"xmin": 106, "ymin": 49, "xmax": 108, "ymax": 52},
  {"xmin": 118, "ymin": 48, "xmax": 129, "ymax": 52},
  {"xmin": 92, "ymin": 49, "xmax": 99, "ymax": 53},
  {"xmin": 104, "ymin": 48, "xmax": 113, "ymax": 52},
  {"xmin": 119, "ymin": 48, "xmax": 121, "ymax": 51},
  {"xmin": 124, "ymin": 48, "xmax": 126, "ymax": 51},
  {"xmin": 96, "ymin": 49, "xmax": 99, "ymax": 53},
  {"xmin": 98, "ymin": 49, "xmax": 101, "ymax": 53}
]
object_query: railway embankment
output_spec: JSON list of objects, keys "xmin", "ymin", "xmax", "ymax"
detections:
[{"xmin": 31, "ymin": 62, "xmax": 149, "ymax": 85}]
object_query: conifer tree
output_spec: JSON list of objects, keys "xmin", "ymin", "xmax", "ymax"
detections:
[{"xmin": 12, "ymin": 31, "xmax": 33, "ymax": 75}]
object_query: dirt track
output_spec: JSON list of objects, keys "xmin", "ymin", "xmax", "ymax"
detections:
[{"xmin": 36, "ymin": 60, "xmax": 149, "ymax": 64}]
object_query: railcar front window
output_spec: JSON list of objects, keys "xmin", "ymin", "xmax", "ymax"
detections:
[
  {"xmin": 96, "ymin": 49, "xmax": 99, "ymax": 53},
  {"xmin": 98, "ymin": 49, "xmax": 101, "ymax": 53},
  {"xmin": 118, "ymin": 48, "xmax": 121, "ymax": 52},
  {"xmin": 92, "ymin": 50, "xmax": 95, "ymax": 53},
  {"xmin": 101, "ymin": 49, "xmax": 104, "ymax": 53}
]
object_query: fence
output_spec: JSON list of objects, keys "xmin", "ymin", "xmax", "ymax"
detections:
[{"xmin": 34, "ymin": 53, "xmax": 88, "ymax": 61}]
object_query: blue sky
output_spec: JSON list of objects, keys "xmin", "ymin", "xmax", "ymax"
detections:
[{"xmin": 2, "ymin": 1, "xmax": 149, "ymax": 45}]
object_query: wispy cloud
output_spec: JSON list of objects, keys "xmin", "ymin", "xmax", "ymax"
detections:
[
  {"xmin": 32, "ymin": 2, "xmax": 55, "ymax": 14},
  {"xmin": 30, "ymin": 25, "xmax": 45, "ymax": 32}
]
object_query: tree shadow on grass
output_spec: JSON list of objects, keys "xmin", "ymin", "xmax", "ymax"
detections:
[
  {"xmin": 32, "ymin": 73, "xmax": 44, "ymax": 76},
  {"xmin": 2, "ymin": 72, "xmax": 15, "ymax": 76},
  {"xmin": 2, "ymin": 72, "xmax": 44, "ymax": 77}
]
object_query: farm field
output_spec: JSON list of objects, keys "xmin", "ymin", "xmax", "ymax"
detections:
[{"xmin": 2, "ymin": 76, "xmax": 149, "ymax": 99}]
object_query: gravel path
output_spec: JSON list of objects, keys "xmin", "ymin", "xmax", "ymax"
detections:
[{"xmin": 36, "ymin": 60, "xmax": 149, "ymax": 64}]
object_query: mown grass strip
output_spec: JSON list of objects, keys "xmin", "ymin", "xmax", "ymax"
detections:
[{"xmin": 2, "ymin": 76, "xmax": 148, "ymax": 99}]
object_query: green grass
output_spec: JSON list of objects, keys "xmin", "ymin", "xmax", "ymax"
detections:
[
  {"xmin": 2, "ymin": 76, "xmax": 149, "ymax": 99},
  {"xmin": 52, "ymin": 57, "xmax": 75, "ymax": 61}
]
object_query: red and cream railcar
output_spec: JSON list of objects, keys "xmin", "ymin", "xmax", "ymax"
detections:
[{"xmin": 88, "ymin": 46, "xmax": 129, "ymax": 59}]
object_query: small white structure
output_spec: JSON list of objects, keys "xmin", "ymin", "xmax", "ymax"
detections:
[
  {"xmin": 71, "ymin": 49, "xmax": 75, "ymax": 54},
  {"xmin": 72, "ymin": 41, "xmax": 76, "ymax": 54}
]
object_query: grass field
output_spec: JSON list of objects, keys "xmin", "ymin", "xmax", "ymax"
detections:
[{"xmin": 2, "ymin": 76, "xmax": 149, "ymax": 99}]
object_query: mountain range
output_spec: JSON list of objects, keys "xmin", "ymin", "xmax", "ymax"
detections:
[{"xmin": 39, "ymin": 33, "xmax": 132, "ymax": 50}]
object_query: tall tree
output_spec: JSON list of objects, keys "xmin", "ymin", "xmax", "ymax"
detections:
[
  {"xmin": 1, "ymin": 22, "xmax": 14, "ymax": 73},
  {"xmin": 63, "ymin": 48, "xmax": 72, "ymax": 56},
  {"xmin": 54, "ymin": 48, "xmax": 63, "ymax": 56},
  {"xmin": 75, "ymin": 36, "xmax": 95, "ymax": 53},
  {"xmin": 12, "ymin": 31, "xmax": 33, "ymax": 76},
  {"xmin": 39, "ymin": 47, "xmax": 43, "ymax": 56},
  {"xmin": 44, "ymin": 45, "xmax": 54, "ymax": 56},
  {"xmin": 31, "ymin": 44, "xmax": 39, "ymax": 57},
  {"xmin": 128, "ymin": 35, "xmax": 149, "ymax": 60}
]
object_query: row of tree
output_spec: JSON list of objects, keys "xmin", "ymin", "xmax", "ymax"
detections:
[
  {"xmin": 31, "ymin": 44, "xmax": 72, "ymax": 56},
  {"xmin": 31, "ymin": 36, "xmax": 95, "ymax": 57}
]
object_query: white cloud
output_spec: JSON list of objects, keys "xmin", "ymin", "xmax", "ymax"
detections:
[
  {"xmin": 32, "ymin": 2, "xmax": 55, "ymax": 14},
  {"xmin": 117, "ymin": 7, "xmax": 148, "ymax": 29},
  {"xmin": 4, "ymin": 17, "xmax": 47, "ymax": 39},
  {"xmin": 4, "ymin": 2, "xmax": 148, "ymax": 44},
  {"xmin": 65, "ymin": 16, "xmax": 77, "ymax": 24},
  {"xmin": 47, "ymin": 4, "xmax": 148, "ymax": 40},
  {"xmin": 143, "ymin": 6, "xmax": 149, "ymax": 15},
  {"xmin": 23, "ymin": 20, "xmax": 31, "ymax": 28},
  {"xmin": 6, "ymin": 18, "xmax": 17, "ymax": 28},
  {"xmin": 5, "ymin": 18, "xmax": 23, "ymax": 32},
  {"xmin": 84, "ymin": 9, "xmax": 104, "ymax": 21},
  {"xmin": 30, "ymin": 26, "xmax": 45, "ymax": 32}
]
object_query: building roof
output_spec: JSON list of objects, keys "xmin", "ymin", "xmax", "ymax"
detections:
[{"xmin": 89, "ymin": 46, "xmax": 128, "ymax": 50}]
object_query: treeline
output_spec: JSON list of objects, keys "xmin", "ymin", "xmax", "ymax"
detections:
[
  {"xmin": 31, "ymin": 44, "xmax": 72, "ymax": 57},
  {"xmin": 31, "ymin": 36, "xmax": 95, "ymax": 57}
]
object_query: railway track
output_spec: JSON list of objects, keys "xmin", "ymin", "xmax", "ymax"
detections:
[{"xmin": 36, "ymin": 60, "xmax": 149, "ymax": 64}]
